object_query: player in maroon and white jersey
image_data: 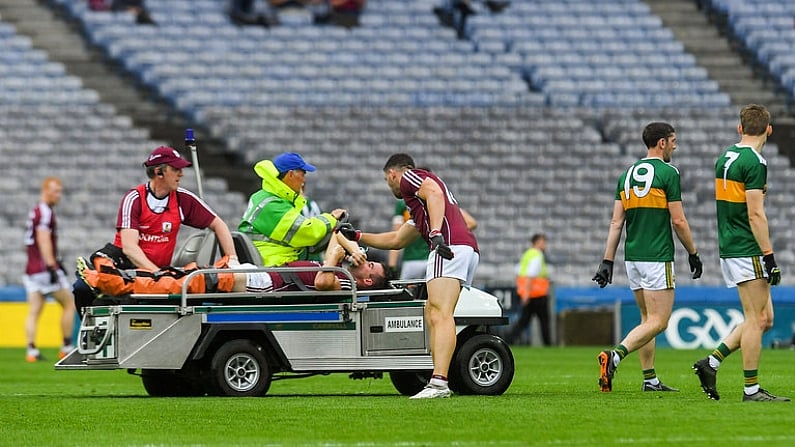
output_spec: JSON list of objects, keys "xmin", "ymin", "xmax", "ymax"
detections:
[
  {"xmin": 74, "ymin": 146, "xmax": 239, "ymax": 314},
  {"xmin": 22, "ymin": 177, "xmax": 76, "ymax": 362},
  {"xmin": 337, "ymin": 153, "xmax": 479, "ymax": 399},
  {"xmin": 114, "ymin": 146, "xmax": 238, "ymax": 270}
]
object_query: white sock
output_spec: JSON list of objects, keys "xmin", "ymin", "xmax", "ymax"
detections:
[
  {"xmin": 708, "ymin": 355, "xmax": 721, "ymax": 370},
  {"xmin": 429, "ymin": 377, "xmax": 448, "ymax": 388},
  {"xmin": 645, "ymin": 377, "xmax": 660, "ymax": 386},
  {"xmin": 744, "ymin": 384, "xmax": 760, "ymax": 395},
  {"xmin": 612, "ymin": 352, "xmax": 621, "ymax": 368}
]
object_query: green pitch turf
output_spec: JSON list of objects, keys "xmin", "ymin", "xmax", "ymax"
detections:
[{"xmin": 0, "ymin": 346, "xmax": 792, "ymax": 446}]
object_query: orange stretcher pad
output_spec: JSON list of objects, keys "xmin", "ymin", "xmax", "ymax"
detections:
[{"xmin": 82, "ymin": 256, "xmax": 236, "ymax": 296}]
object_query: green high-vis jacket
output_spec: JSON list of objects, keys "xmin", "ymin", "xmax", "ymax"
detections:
[{"xmin": 238, "ymin": 160, "xmax": 338, "ymax": 266}]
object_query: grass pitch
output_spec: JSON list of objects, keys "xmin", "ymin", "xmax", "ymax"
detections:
[{"xmin": 0, "ymin": 346, "xmax": 793, "ymax": 446}]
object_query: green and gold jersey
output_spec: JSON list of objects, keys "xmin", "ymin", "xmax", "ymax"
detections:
[
  {"xmin": 715, "ymin": 144, "xmax": 767, "ymax": 258},
  {"xmin": 615, "ymin": 157, "xmax": 681, "ymax": 262},
  {"xmin": 394, "ymin": 199, "xmax": 430, "ymax": 261}
]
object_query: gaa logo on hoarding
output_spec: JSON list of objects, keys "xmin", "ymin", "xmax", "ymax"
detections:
[{"xmin": 665, "ymin": 307, "xmax": 744, "ymax": 349}]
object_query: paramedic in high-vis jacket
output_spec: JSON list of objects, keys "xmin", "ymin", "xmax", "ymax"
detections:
[{"xmin": 239, "ymin": 152, "xmax": 347, "ymax": 266}]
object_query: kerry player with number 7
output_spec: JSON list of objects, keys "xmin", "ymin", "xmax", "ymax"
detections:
[
  {"xmin": 592, "ymin": 122, "xmax": 702, "ymax": 393},
  {"xmin": 692, "ymin": 104, "xmax": 789, "ymax": 402}
]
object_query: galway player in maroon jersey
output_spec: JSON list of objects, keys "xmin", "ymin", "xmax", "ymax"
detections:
[
  {"xmin": 73, "ymin": 146, "xmax": 239, "ymax": 314},
  {"xmin": 337, "ymin": 153, "xmax": 479, "ymax": 399},
  {"xmin": 23, "ymin": 177, "xmax": 76, "ymax": 362}
]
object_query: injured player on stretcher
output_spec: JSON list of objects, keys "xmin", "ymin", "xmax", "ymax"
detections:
[{"xmin": 77, "ymin": 231, "xmax": 391, "ymax": 299}]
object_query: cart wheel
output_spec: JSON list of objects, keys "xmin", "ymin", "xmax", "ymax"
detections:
[
  {"xmin": 389, "ymin": 370, "xmax": 432, "ymax": 396},
  {"xmin": 141, "ymin": 369, "xmax": 204, "ymax": 397},
  {"xmin": 451, "ymin": 334, "xmax": 514, "ymax": 395},
  {"xmin": 209, "ymin": 339, "xmax": 271, "ymax": 397}
]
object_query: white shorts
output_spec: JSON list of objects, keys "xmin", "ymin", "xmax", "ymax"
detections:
[
  {"xmin": 23, "ymin": 270, "xmax": 71, "ymax": 296},
  {"xmin": 235, "ymin": 263, "xmax": 275, "ymax": 293},
  {"xmin": 246, "ymin": 272, "xmax": 274, "ymax": 292},
  {"xmin": 400, "ymin": 259, "xmax": 427, "ymax": 280},
  {"xmin": 625, "ymin": 261, "xmax": 675, "ymax": 291},
  {"xmin": 425, "ymin": 245, "xmax": 479, "ymax": 287},
  {"xmin": 720, "ymin": 256, "xmax": 766, "ymax": 288}
]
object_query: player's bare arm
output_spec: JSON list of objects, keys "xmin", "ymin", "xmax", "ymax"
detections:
[
  {"xmin": 602, "ymin": 200, "xmax": 626, "ymax": 261},
  {"xmin": 359, "ymin": 222, "xmax": 421, "ymax": 251},
  {"xmin": 387, "ymin": 219, "xmax": 402, "ymax": 271},
  {"xmin": 34, "ymin": 227, "xmax": 57, "ymax": 267},
  {"xmin": 208, "ymin": 216, "xmax": 238, "ymax": 261},
  {"xmin": 119, "ymin": 228, "xmax": 159, "ymax": 270},
  {"xmin": 461, "ymin": 208, "xmax": 478, "ymax": 230},
  {"xmin": 416, "ymin": 178, "xmax": 446, "ymax": 232},
  {"xmin": 746, "ymin": 189, "xmax": 773, "ymax": 255},
  {"xmin": 315, "ymin": 235, "xmax": 347, "ymax": 291},
  {"xmin": 668, "ymin": 201, "xmax": 697, "ymax": 255},
  {"xmin": 333, "ymin": 232, "xmax": 366, "ymax": 266}
]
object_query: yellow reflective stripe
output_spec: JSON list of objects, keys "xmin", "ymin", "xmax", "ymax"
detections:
[
  {"xmin": 715, "ymin": 179, "xmax": 746, "ymax": 203},
  {"xmin": 620, "ymin": 188, "xmax": 668, "ymax": 210},
  {"xmin": 270, "ymin": 207, "xmax": 302, "ymax": 241}
]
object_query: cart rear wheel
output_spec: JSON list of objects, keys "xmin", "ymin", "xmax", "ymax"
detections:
[{"xmin": 209, "ymin": 339, "xmax": 271, "ymax": 397}]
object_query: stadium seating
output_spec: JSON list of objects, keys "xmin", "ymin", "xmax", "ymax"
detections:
[
  {"xmin": 464, "ymin": 0, "xmax": 731, "ymax": 109},
  {"xmin": 0, "ymin": 14, "xmax": 244, "ymax": 286},
  {"xmin": 19, "ymin": 0, "xmax": 795, "ymax": 289},
  {"xmin": 701, "ymin": 0, "xmax": 795, "ymax": 105}
]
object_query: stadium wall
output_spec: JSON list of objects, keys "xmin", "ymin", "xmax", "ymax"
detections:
[
  {"xmin": 2, "ymin": 286, "xmax": 794, "ymax": 349},
  {"xmin": 482, "ymin": 285, "xmax": 795, "ymax": 349}
]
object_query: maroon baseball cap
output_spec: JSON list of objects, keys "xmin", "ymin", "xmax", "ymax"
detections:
[{"xmin": 144, "ymin": 146, "xmax": 192, "ymax": 169}]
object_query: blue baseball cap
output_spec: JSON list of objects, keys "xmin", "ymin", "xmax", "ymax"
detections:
[{"xmin": 272, "ymin": 152, "xmax": 316, "ymax": 174}]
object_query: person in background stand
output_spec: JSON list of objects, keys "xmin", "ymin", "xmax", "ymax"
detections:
[
  {"xmin": 507, "ymin": 233, "xmax": 551, "ymax": 346},
  {"xmin": 23, "ymin": 177, "xmax": 76, "ymax": 362}
]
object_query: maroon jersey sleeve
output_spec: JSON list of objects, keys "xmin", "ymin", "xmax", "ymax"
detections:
[
  {"xmin": 400, "ymin": 169, "xmax": 478, "ymax": 252},
  {"xmin": 176, "ymin": 188, "xmax": 218, "ymax": 229}
]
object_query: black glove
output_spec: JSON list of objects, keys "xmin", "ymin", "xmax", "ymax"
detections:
[
  {"xmin": 592, "ymin": 259, "xmax": 613, "ymax": 288},
  {"xmin": 429, "ymin": 230, "xmax": 453, "ymax": 260},
  {"xmin": 763, "ymin": 253, "xmax": 781, "ymax": 286},
  {"xmin": 47, "ymin": 265, "xmax": 59, "ymax": 284},
  {"xmin": 335, "ymin": 222, "xmax": 361, "ymax": 241},
  {"xmin": 688, "ymin": 252, "xmax": 703, "ymax": 279}
]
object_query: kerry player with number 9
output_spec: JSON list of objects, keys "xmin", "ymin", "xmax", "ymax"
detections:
[{"xmin": 592, "ymin": 122, "xmax": 702, "ymax": 393}]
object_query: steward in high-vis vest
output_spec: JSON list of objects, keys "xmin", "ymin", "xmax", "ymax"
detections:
[
  {"xmin": 239, "ymin": 152, "xmax": 347, "ymax": 266},
  {"xmin": 508, "ymin": 233, "xmax": 552, "ymax": 346},
  {"xmin": 516, "ymin": 246, "xmax": 549, "ymax": 302}
]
